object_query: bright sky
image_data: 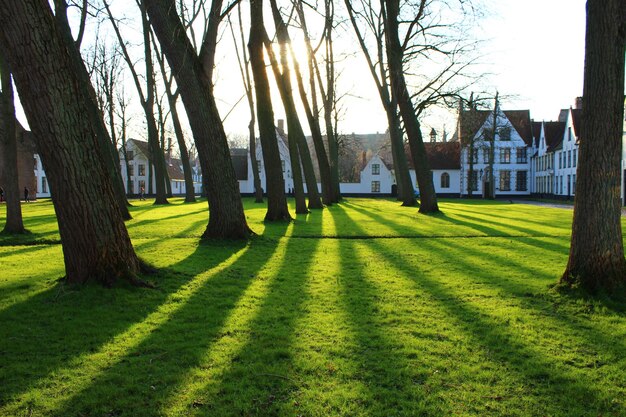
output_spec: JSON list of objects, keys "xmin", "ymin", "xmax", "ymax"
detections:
[
  {"xmin": 14, "ymin": 0, "xmax": 588, "ymax": 143},
  {"xmin": 217, "ymin": 0, "xmax": 587, "ymax": 139}
]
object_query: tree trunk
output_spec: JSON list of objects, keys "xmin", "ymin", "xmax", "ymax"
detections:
[
  {"xmin": 0, "ymin": 0, "xmax": 145, "ymax": 285},
  {"xmin": 55, "ymin": 0, "xmax": 132, "ymax": 220},
  {"xmin": 383, "ymin": 0, "xmax": 438, "ymax": 213},
  {"xmin": 0, "ymin": 55, "xmax": 25, "ymax": 234},
  {"xmin": 263, "ymin": 28, "xmax": 308, "ymax": 214},
  {"xmin": 145, "ymin": 0, "xmax": 252, "ymax": 238},
  {"xmin": 387, "ymin": 108, "xmax": 416, "ymax": 206},
  {"xmin": 248, "ymin": 0, "xmax": 291, "ymax": 221},
  {"xmin": 561, "ymin": 0, "xmax": 626, "ymax": 292}
]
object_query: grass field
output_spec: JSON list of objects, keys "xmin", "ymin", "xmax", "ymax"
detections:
[{"xmin": 0, "ymin": 198, "xmax": 625, "ymax": 416}]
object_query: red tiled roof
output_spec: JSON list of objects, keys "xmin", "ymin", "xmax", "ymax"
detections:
[
  {"xmin": 457, "ymin": 110, "xmax": 490, "ymax": 145},
  {"xmin": 404, "ymin": 142, "xmax": 461, "ymax": 170}
]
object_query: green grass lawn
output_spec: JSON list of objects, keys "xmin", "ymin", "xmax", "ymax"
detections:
[{"xmin": 0, "ymin": 198, "xmax": 625, "ymax": 416}]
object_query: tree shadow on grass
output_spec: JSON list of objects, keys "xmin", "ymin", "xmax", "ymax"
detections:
[
  {"xmin": 326, "ymin": 205, "xmax": 449, "ymax": 416},
  {"xmin": 0, "ymin": 231, "xmax": 265, "ymax": 416},
  {"xmin": 162, "ymin": 213, "xmax": 321, "ymax": 415},
  {"xmin": 365, "ymin": 234, "xmax": 621, "ymax": 415},
  {"xmin": 41, "ymin": 223, "xmax": 289, "ymax": 417}
]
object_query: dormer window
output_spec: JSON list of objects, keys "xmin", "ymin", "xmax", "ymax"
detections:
[{"xmin": 372, "ymin": 163, "xmax": 380, "ymax": 175}]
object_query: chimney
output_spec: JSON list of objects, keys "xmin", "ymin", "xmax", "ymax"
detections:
[
  {"xmin": 277, "ymin": 119, "xmax": 285, "ymax": 134},
  {"xmin": 429, "ymin": 128, "xmax": 437, "ymax": 143},
  {"xmin": 574, "ymin": 96, "xmax": 583, "ymax": 109}
]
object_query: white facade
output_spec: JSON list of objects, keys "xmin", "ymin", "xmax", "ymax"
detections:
[{"xmin": 460, "ymin": 109, "xmax": 532, "ymax": 196}]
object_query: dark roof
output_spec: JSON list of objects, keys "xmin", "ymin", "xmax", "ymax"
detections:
[
  {"xmin": 166, "ymin": 159, "xmax": 185, "ymax": 180},
  {"xmin": 424, "ymin": 142, "xmax": 461, "ymax": 169},
  {"xmin": 532, "ymin": 121, "xmax": 542, "ymax": 147},
  {"xmin": 457, "ymin": 109, "xmax": 490, "ymax": 145},
  {"xmin": 230, "ymin": 148, "xmax": 249, "ymax": 181},
  {"xmin": 558, "ymin": 109, "xmax": 569, "ymax": 122},
  {"xmin": 543, "ymin": 121, "xmax": 566, "ymax": 152},
  {"xmin": 405, "ymin": 141, "xmax": 460, "ymax": 170},
  {"xmin": 128, "ymin": 138, "xmax": 150, "ymax": 157},
  {"xmin": 571, "ymin": 108, "xmax": 582, "ymax": 138},
  {"xmin": 503, "ymin": 110, "xmax": 533, "ymax": 146}
]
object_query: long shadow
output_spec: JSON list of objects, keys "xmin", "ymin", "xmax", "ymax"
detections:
[
  {"xmin": 188, "ymin": 212, "xmax": 323, "ymax": 415},
  {"xmin": 346, "ymin": 201, "xmax": 570, "ymax": 256},
  {"xmin": 46, "ymin": 225, "xmax": 288, "ymax": 417},
  {"xmin": 0, "ymin": 234, "xmax": 255, "ymax": 415},
  {"xmin": 379, "ymin": 237, "xmax": 619, "ymax": 414},
  {"xmin": 328, "ymin": 205, "xmax": 445, "ymax": 415},
  {"xmin": 124, "ymin": 206, "xmax": 208, "ymax": 231}
]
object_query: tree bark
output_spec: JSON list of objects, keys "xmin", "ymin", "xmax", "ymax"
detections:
[
  {"xmin": 0, "ymin": 54, "xmax": 25, "ymax": 234},
  {"xmin": 55, "ymin": 0, "xmax": 132, "ymax": 219},
  {"xmin": 561, "ymin": 0, "xmax": 626, "ymax": 292},
  {"xmin": 266, "ymin": 1, "xmax": 322, "ymax": 211},
  {"xmin": 383, "ymin": 0, "xmax": 438, "ymax": 213},
  {"xmin": 248, "ymin": 0, "xmax": 291, "ymax": 221},
  {"xmin": 0, "ymin": 0, "xmax": 145, "ymax": 285},
  {"xmin": 145, "ymin": 0, "xmax": 252, "ymax": 238}
]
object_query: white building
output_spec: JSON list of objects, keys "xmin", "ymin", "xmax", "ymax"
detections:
[{"xmin": 457, "ymin": 107, "xmax": 533, "ymax": 197}]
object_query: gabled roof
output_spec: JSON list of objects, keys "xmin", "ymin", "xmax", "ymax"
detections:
[
  {"xmin": 531, "ymin": 121, "xmax": 542, "ymax": 147},
  {"xmin": 165, "ymin": 159, "xmax": 185, "ymax": 180},
  {"xmin": 503, "ymin": 110, "xmax": 533, "ymax": 146},
  {"xmin": 543, "ymin": 121, "xmax": 566, "ymax": 152},
  {"xmin": 457, "ymin": 109, "xmax": 490, "ymax": 145},
  {"xmin": 128, "ymin": 138, "xmax": 150, "ymax": 158},
  {"xmin": 571, "ymin": 108, "xmax": 582, "ymax": 138}
]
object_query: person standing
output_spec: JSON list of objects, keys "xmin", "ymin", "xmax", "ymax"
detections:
[{"xmin": 23, "ymin": 187, "xmax": 29, "ymax": 202}]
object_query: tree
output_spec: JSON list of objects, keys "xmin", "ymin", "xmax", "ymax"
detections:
[
  {"xmin": 228, "ymin": 4, "xmax": 263, "ymax": 203},
  {"xmin": 0, "ymin": 53, "xmax": 25, "ymax": 234},
  {"xmin": 561, "ymin": 0, "xmax": 626, "ymax": 292},
  {"xmin": 55, "ymin": 0, "xmax": 132, "ymax": 219},
  {"xmin": 145, "ymin": 0, "xmax": 252, "ymax": 237},
  {"xmin": 248, "ymin": 0, "xmax": 291, "ymax": 221},
  {"xmin": 382, "ymin": 0, "xmax": 438, "ymax": 213},
  {"xmin": 104, "ymin": 0, "xmax": 169, "ymax": 205},
  {"xmin": 344, "ymin": 0, "xmax": 416, "ymax": 206},
  {"xmin": 291, "ymin": 0, "xmax": 336, "ymax": 205},
  {"xmin": 153, "ymin": 35, "xmax": 196, "ymax": 202},
  {"xmin": 0, "ymin": 0, "xmax": 147, "ymax": 285},
  {"xmin": 266, "ymin": 0, "xmax": 323, "ymax": 211}
]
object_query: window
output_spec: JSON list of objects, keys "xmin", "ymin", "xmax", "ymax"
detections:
[
  {"xmin": 42, "ymin": 177, "xmax": 48, "ymax": 193},
  {"xmin": 440, "ymin": 172, "xmax": 450, "ymax": 189},
  {"xmin": 372, "ymin": 163, "xmax": 380, "ymax": 175},
  {"xmin": 257, "ymin": 159, "xmax": 262, "ymax": 173},
  {"xmin": 500, "ymin": 148, "xmax": 511, "ymax": 164},
  {"xmin": 469, "ymin": 148, "xmax": 477, "ymax": 164},
  {"xmin": 482, "ymin": 148, "xmax": 489, "ymax": 163},
  {"xmin": 130, "ymin": 180, "xmax": 134, "ymax": 193},
  {"xmin": 516, "ymin": 171, "xmax": 527, "ymax": 191},
  {"xmin": 567, "ymin": 175, "xmax": 571, "ymax": 195},
  {"xmin": 573, "ymin": 149, "xmax": 577, "ymax": 167},
  {"xmin": 128, "ymin": 165, "xmax": 134, "ymax": 176},
  {"xmin": 573, "ymin": 174, "xmax": 576, "ymax": 194},
  {"xmin": 371, "ymin": 181, "xmax": 380, "ymax": 193},
  {"xmin": 558, "ymin": 152, "xmax": 562, "ymax": 169},
  {"xmin": 499, "ymin": 127, "xmax": 511, "ymax": 141},
  {"xmin": 568, "ymin": 127, "xmax": 572, "ymax": 141},
  {"xmin": 138, "ymin": 164, "xmax": 145, "ymax": 176},
  {"xmin": 499, "ymin": 170, "xmax": 511, "ymax": 191},
  {"xmin": 469, "ymin": 171, "xmax": 478, "ymax": 191},
  {"xmin": 567, "ymin": 151, "xmax": 571, "ymax": 168},
  {"xmin": 281, "ymin": 160, "xmax": 285, "ymax": 172},
  {"xmin": 33, "ymin": 158, "xmax": 38, "ymax": 169},
  {"xmin": 127, "ymin": 150, "xmax": 134, "ymax": 160},
  {"xmin": 516, "ymin": 147, "xmax": 527, "ymax": 164}
]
